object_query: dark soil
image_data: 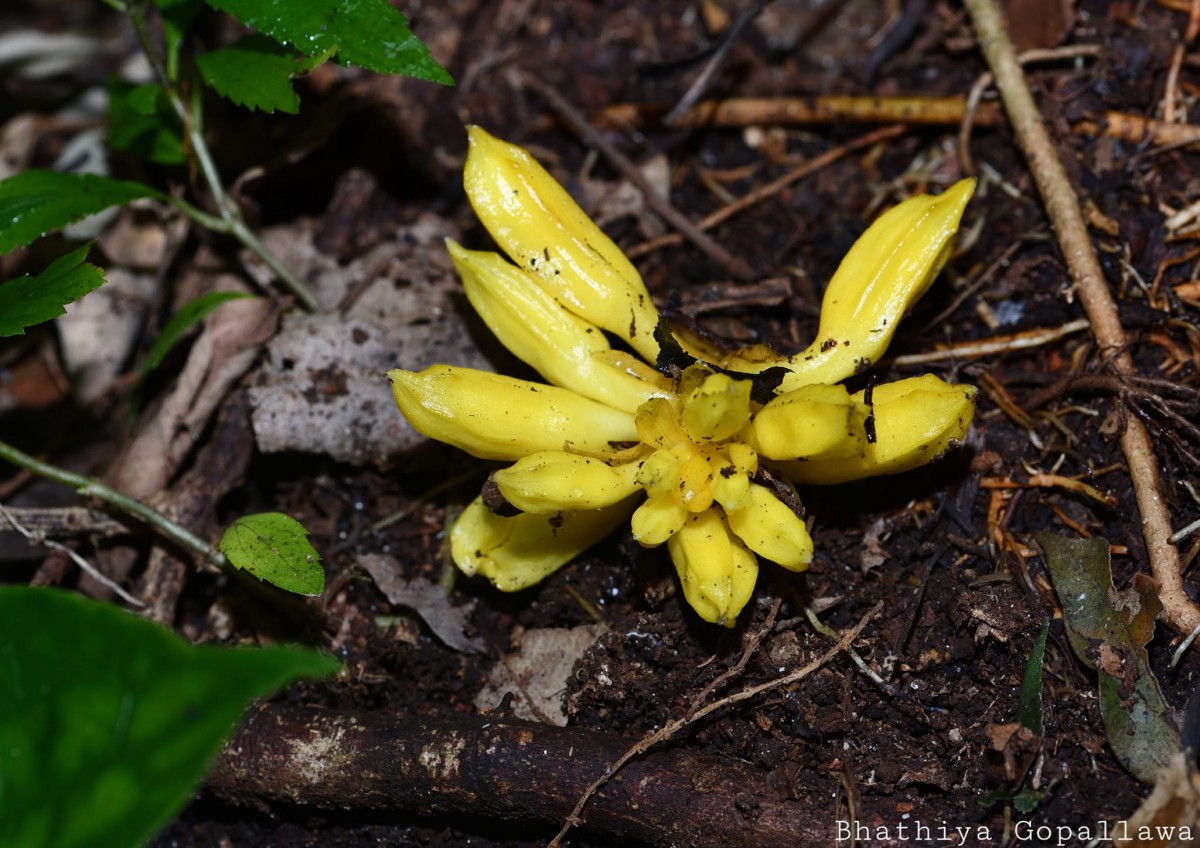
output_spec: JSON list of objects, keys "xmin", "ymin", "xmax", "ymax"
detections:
[{"xmin": 5, "ymin": 0, "xmax": 1200, "ymax": 846}]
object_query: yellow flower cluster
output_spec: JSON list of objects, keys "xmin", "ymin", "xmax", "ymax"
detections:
[{"xmin": 390, "ymin": 127, "xmax": 977, "ymax": 625}]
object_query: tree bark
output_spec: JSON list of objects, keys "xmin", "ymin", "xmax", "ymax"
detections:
[{"xmin": 207, "ymin": 704, "xmax": 832, "ymax": 847}]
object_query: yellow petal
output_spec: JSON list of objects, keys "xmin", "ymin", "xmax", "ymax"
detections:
[
  {"xmin": 726, "ymin": 178, "xmax": 975, "ymax": 390},
  {"xmin": 777, "ymin": 375, "xmax": 977, "ymax": 484},
  {"xmin": 388, "ymin": 365, "xmax": 636, "ymax": 461},
  {"xmin": 448, "ymin": 240, "xmax": 665, "ymax": 413},
  {"xmin": 635, "ymin": 448, "xmax": 681, "ymax": 498},
  {"xmin": 725, "ymin": 483, "xmax": 813, "ymax": 571},
  {"xmin": 667, "ymin": 510, "xmax": 758, "ymax": 626},
  {"xmin": 630, "ymin": 492, "xmax": 688, "ymax": 546},
  {"xmin": 493, "ymin": 452, "xmax": 642, "ymax": 514},
  {"xmin": 680, "ymin": 371, "xmax": 753, "ymax": 442},
  {"xmin": 746, "ymin": 383, "xmax": 867, "ymax": 461},
  {"xmin": 464, "ymin": 125, "xmax": 662, "ymax": 362},
  {"xmin": 451, "ymin": 495, "xmax": 633, "ymax": 591},
  {"xmin": 635, "ymin": 397, "xmax": 688, "ymax": 449}
]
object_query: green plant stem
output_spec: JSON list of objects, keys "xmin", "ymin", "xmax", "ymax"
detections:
[
  {"xmin": 124, "ymin": 4, "xmax": 320, "ymax": 312},
  {"xmin": 0, "ymin": 438, "xmax": 227, "ymax": 569}
]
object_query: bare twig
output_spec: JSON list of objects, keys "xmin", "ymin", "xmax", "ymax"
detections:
[
  {"xmin": 547, "ymin": 602, "xmax": 882, "ymax": 847},
  {"xmin": 516, "ymin": 70, "xmax": 758, "ymax": 281},
  {"xmin": 0, "ymin": 502, "xmax": 143, "ymax": 606},
  {"xmin": 963, "ymin": 0, "xmax": 1200, "ymax": 636}
]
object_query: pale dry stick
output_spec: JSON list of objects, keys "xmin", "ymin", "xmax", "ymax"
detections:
[
  {"xmin": 957, "ymin": 44, "xmax": 1101, "ymax": 174},
  {"xmin": 0, "ymin": 502, "xmax": 143, "ymax": 607},
  {"xmin": 963, "ymin": 0, "xmax": 1200, "ymax": 636},
  {"xmin": 546, "ymin": 602, "xmax": 883, "ymax": 848},
  {"xmin": 627, "ymin": 124, "xmax": 907, "ymax": 259},
  {"xmin": 887, "ymin": 318, "xmax": 1090, "ymax": 367}
]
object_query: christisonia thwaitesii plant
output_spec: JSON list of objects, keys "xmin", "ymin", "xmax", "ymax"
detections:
[{"xmin": 389, "ymin": 126, "xmax": 977, "ymax": 625}]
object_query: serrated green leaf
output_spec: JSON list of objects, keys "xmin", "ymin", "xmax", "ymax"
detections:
[
  {"xmin": 220, "ymin": 512, "xmax": 324, "ymax": 596},
  {"xmin": 1038, "ymin": 532, "xmax": 1179, "ymax": 783},
  {"xmin": 142, "ymin": 291, "xmax": 258, "ymax": 376},
  {"xmin": 1017, "ymin": 618, "xmax": 1048, "ymax": 737},
  {"xmin": 197, "ymin": 35, "xmax": 304, "ymax": 114},
  {"xmin": 0, "ymin": 244, "xmax": 106, "ymax": 337},
  {"xmin": 0, "ymin": 170, "xmax": 163, "ymax": 254},
  {"xmin": 107, "ymin": 81, "xmax": 186, "ymax": 165},
  {"xmin": 0, "ymin": 586, "xmax": 338, "ymax": 848},
  {"xmin": 202, "ymin": 0, "xmax": 452, "ymax": 84}
]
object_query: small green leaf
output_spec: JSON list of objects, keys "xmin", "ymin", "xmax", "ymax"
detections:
[
  {"xmin": 0, "ymin": 170, "xmax": 163, "ymax": 254},
  {"xmin": 1017, "ymin": 618, "xmax": 1049, "ymax": 737},
  {"xmin": 0, "ymin": 586, "xmax": 338, "ymax": 848},
  {"xmin": 141, "ymin": 291, "xmax": 257, "ymax": 376},
  {"xmin": 220, "ymin": 512, "xmax": 324, "ymax": 596},
  {"xmin": 197, "ymin": 35, "xmax": 305, "ymax": 114},
  {"xmin": 1038, "ymin": 532, "xmax": 1180, "ymax": 783},
  {"xmin": 202, "ymin": 0, "xmax": 453, "ymax": 84},
  {"xmin": 107, "ymin": 81, "xmax": 186, "ymax": 165},
  {"xmin": 0, "ymin": 244, "xmax": 106, "ymax": 337}
]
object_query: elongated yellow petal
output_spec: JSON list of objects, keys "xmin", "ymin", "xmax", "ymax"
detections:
[
  {"xmin": 667, "ymin": 510, "xmax": 758, "ymax": 626},
  {"xmin": 745, "ymin": 383, "xmax": 867, "ymax": 461},
  {"xmin": 630, "ymin": 492, "xmax": 688, "ymax": 546},
  {"xmin": 448, "ymin": 240, "xmax": 666, "ymax": 413},
  {"xmin": 680, "ymin": 371, "xmax": 753, "ymax": 442},
  {"xmin": 493, "ymin": 452, "xmax": 642, "ymax": 514},
  {"xmin": 777, "ymin": 375, "xmax": 977, "ymax": 484},
  {"xmin": 726, "ymin": 178, "xmax": 975, "ymax": 390},
  {"xmin": 464, "ymin": 125, "xmax": 662, "ymax": 361},
  {"xmin": 388, "ymin": 365, "xmax": 636, "ymax": 461},
  {"xmin": 725, "ymin": 483, "xmax": 813, "ymax": 571},
  {"xmin": 451, "ymin": 495, "xmax": 633, "ymax": 591}
]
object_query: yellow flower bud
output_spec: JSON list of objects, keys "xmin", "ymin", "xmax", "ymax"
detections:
[
  {"xmin": 451, "ymin": 495, "xmax": 633, "ymax": 591},
  {"xmin": 464, "ymin": 125, "xmax": 662, "ymax": 361},
  {"xmin": 726, "ymin": 178, "xmax": 976, "ymax": 391},
  {"xmin": 746, "ymin": 383, "xmax": 867, "ymax": 461},
  {"xmin": 667, "ymin": 510, "xmax": 758, "ymax": 625},
  {"xmin": 388, "ymin": 365, "xmax": 637, "ymax": 461},
  {"xmin": 492, "ymin": 451, "xmax": 642, "ymax": 514},
  {"xmin": 725, "ymin": 483, "xmax": 813, "ymax": 572},
  {"xmin": 448, "ymin": 239, "xmax": 667, "ymax": 414},
  {"xmin": 778, "ymin": 374, "xmax": 977, "ymax": 484}
]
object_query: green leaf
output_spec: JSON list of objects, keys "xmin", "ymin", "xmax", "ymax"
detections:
[
  {"xmin": 0, "ymin": 244, "xmax": 106, "ymax": 337},
  {"xmin": 0, "ymin": 586, "xmax": 337, "ymax": 848},
  {"xmin": 197, "ymin": 35, "xmax": 305, "ymax": 114},
  {"xmin": 1017, "ymin": 618, "xmax": 1049, "ymax": 736},
  {"xmin": 202, "ymin": 0, "xmax": 453, "ymax": 84},
  {"xmin": 141, "ymin": 291, "xmax": 257, "ymax": 376},
  {"xmin": 0, "ymin": 170, "xmax": 163, "ymax": 254},
  {"xmin": 220, "ymin": 512, "xmax": 325, "ymax": 596},
  {"xmin": 107, "ymin": 81, "xmax": 186, "ymax": 165},
  {"xmin": 1038, "ymin": 532, "xmax": 1179, "ymax": 783}
]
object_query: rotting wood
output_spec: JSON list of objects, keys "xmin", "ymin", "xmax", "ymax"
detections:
[{"xmin": 206, "ymin": 705, "xmax": 830, "ymax": 848}]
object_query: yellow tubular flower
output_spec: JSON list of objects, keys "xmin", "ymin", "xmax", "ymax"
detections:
[
  {"xmin": 778, "ymin": 375, "xmax": 978, "ymax": 485},
  {"xmin": 668, "ymin": 510, "xmax": 759, "ymax": 627},
  {"xmin": 388, "ymin": 365, "xmax": 636, "ymax": 461},
  {"xmin": 463, "ymin": 125, "xmax": 663, "ymax": 362},
  {"xmin": 448, "ymin": 240, "xmax": 669, "ymax": 414},
  {"xmin": 726, "ymin": 178, "xmax": 976, "ymax": 391},
  {"xmin": 390, "ymin": 128, "xmax": 979, "ymax": 626},
  {"xmin": 451, "ymin": 495, "xmax": 636, "ymax": 592}
]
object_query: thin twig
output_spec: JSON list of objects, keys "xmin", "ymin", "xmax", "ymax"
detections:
[
  {"xmin": 0, "ymin": 438, "xmax": 226, "ymax": 568},
  {"xmin": 547, "ymin": 602, "xmax": 882, "ymax": 848},
  {"xmin": 886, "ymin": 318, "xmax": 1090, "ymax": 366},
  {"xmin": 517, "ymin": 70, "xmax": 758, "ymax": 281},
  {"xmin": 124, "ymin": 4, "xmax": 320, "ymax": 311},
  {"xmin": 963, "ymin": 0, "xmax": 1200, "ymax": 637},
  {"xmin": 663, "ymin": 0, "xmax": 767, "ymax": 126},
  {"xmin": 0, "ymin": 502, "xmax": 144, "ymax": 606},
  {"xmin": 628, "ymin": 124, "xmax": 907, "ymax": 259}
]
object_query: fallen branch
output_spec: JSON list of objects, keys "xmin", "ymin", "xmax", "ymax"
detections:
[
  {"xmin": 963, "ymin": 0, "xmax": 1200, "ymax": 636},
  {"xmin": 207, "ymin": 705, "xmax": 831, "ymax": 847}
]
